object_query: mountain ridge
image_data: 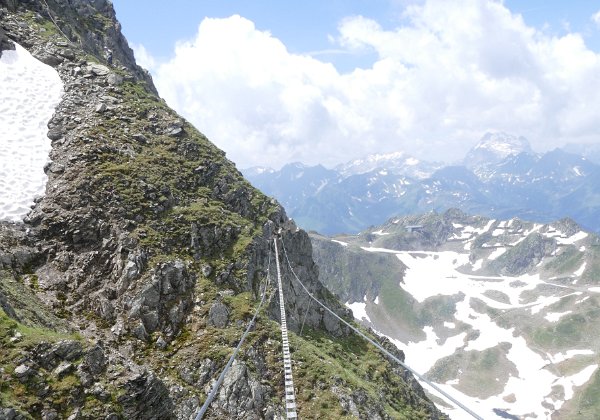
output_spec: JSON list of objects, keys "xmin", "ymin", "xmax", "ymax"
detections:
[{"xmin": 245, "ymin": 134, "xmax": 600, "ymax": 235}]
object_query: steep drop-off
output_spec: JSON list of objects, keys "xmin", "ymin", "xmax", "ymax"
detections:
[{"xmin": 0, "ymin": 1, "xmax": 444, "ymax": 418}]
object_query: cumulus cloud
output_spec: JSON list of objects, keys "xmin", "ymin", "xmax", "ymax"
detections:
[
  {"xmin": 592, "ymin": 10, "xmax": 600, "ymax": 27},
  {"xmin": 150, "ymin": 1, "xmax": 600, "ymax": 169},
  {"xmin": 131, "ymin": 43, "xmax": 156, "ymax": 71}
]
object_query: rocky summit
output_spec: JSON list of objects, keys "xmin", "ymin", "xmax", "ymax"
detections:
[{"xmin": 0, "ymin": 1, "xmax": 444, "ymax": 419}]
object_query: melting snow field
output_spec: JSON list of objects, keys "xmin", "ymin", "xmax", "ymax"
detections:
[
  {"xmin": 0, "ymin": 44, "xmax": 63, "ymax": 221},
  {"xmin": 359, "ymin": 242, "xmax": 598, "ymax": 420}
]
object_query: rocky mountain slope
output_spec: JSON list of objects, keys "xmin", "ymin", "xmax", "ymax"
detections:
[
  {"xmin": 245, "ymin": 133, "xmax": 600, "ymax": 235},
  {"xmin": 0, "ymin": 1, "xmax": 444, "ymax": 418},
  {"xmin": 311, "ymin": 209, "xmax": 600, "ymax": 419}
]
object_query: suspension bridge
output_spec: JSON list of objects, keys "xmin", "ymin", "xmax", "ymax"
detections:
[{"xmin": 194, "ymin": 234, "xmax": 483, "ymax": 420}]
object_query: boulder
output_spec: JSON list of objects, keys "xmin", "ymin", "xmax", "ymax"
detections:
[{"xmin": 207, "ymin": 302, "xmax": 229, "ymax": 328}]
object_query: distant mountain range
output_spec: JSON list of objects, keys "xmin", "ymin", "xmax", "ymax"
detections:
[{"xmin": 243, "ymin": 133, "xmax": 600, "ymax": 235}]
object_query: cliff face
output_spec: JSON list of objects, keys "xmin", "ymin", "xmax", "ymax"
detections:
[{"xmin": 0, "ymin": 2, "xmax": 445, "ymax": 419}]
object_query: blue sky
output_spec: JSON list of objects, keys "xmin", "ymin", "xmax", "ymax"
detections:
[{"xmin": 111, "ymin": 0, "xmax": 600, "ymax": 169}]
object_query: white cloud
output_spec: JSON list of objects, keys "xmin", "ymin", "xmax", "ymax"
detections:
[
  {"xmin": 149, "ymin": 1, "xmax": 600, "ymax": 169},
  {"xmin": 131, "ymin": 43, "xmax": 156, "ymax": 71},
  {"xmin": 592, "ymin": 10, "xmax": 600, "ymax": 27}
]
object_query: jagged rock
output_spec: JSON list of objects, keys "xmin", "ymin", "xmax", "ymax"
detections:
[
  {"xmin": 77, "ymin": 366, "xmax": 94, "ymax": 388},
  {"xmin": 35, "ymin": 51, "xmax": 63, "ymax": 66},
  {"xmin": 118, "ymin": 372, "xmax": 175, "ymax": 419},
  {"xmin": 53, "ymin": 362, "xmax": 74, "ymax": 378},
  {"xmin": 201, "ymin": 264, "xmax": 212, "ymax": 277},
  {"xmin": 492, "ymin": 232, "xmax": 556, "ymax": 275},
  {"xmin": 155, "ymin": 335, "xmax": 167, "ymax": 349},
  {"xmin": 58, "ymin": 48, "xmax": 75, "ymax": 60},
  {"xmin": 0, "ymin": 26, "xmax": 15, "ymax": 55},
  {"xmin": 215, "ymin": 360, "xmax": 266, "ymax": 419},
  {"xmin": 46, "ymin": 127, "xmax": 64, "ymax": 141},
  {"xmin": 331, "ymin": 385, "xmax": 361, "ymax": 417},
  {"xmin": 82, "ymin": 344, "xmax": 107, "ymax": 376},
  {"xmin": 131, "ymin": 133, "xmax": 148, "ymax": 144},
  {"xmin": 107, "ymin": 73, "xmax": 123, "ymax": 86},
  {"xmin": 86, "ymin": 383, "xmax": 111, "ymax": 402},
  {"xmin": 207, "ymin": 301, "xmax": 230, "ymax": 328},
  {"xmin": 13, "ymin": 364, "xmax": 32, "ymax": 382},
  {"xmin": 52, "ymin": 340, "xmax": 83, "ymax": 361},
  {"xmin": 197, "ymin": 358, "xmax": 216, "ymax": 388},
  {"xmin": 0, "ymin": 408, "xmax": 23, "ymax": 420},
  {"xmin": 40, "ymin": 410, "xmax": 58, "ymax": 420},
  {"xmin": 0, "ymin": 290, "xmax": 18, "ymax": 320},
  {"xmin": 87, "ymin": 62, "xmax": 110, "ymax": 76},
  {"xmin": 174, "ymin": 396, "xmax": 200, "ymax": 420},
  {"xmin": 128, "ymin": 260, "xmax": 195, "ymax": 338}
]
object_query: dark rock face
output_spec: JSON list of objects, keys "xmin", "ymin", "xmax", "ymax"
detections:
[
  {"xmin": 492, "ymin": 232, "xmax": 556, "ymax": 276},
  {"xmin": 118, "ymin": 372, "xmax": 175, "ymax": 419},
  {"xmin": 0, "ymin": 25, "xmax": 15, "ymax": 56},
  {"xmin": 128, "ymin": 260, "xmax": 195, "ymax": 340},
  {"xmin": 207, "ymin": 301, "xmax": 229, "ymax": 328},
  {"xmin": 213, "ymin": 360, "xmax": 267, "ymax": 419}
]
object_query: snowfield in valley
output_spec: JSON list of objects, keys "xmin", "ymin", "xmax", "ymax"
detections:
[{"xmin": 346, "ymin": 218, "xmax": 599, "ymax": 419}]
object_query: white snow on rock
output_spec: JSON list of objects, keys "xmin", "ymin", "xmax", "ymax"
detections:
[
  {"xmin": 488, "ymin": 247, "xmax": 506, "ymax": 260},
  {"xmin": 0, "ymin": 43, "xmax": 63, "ymax": 221},
  {"xmin": 471, "ymin": 259, "xmax": 483, "ymax": 271},
  {"xmin": 378, "ymin": 326, "xmax": 467, "ymax": 374},
  {"xmin": 555, "ymin": 231, "xmax": 588, "ymax": 245},
  {"xmin": 345, "ymin": 301, "xmax": 370, "ymax": 323},
  {"xmin": 359, "ymin": 245, "xmax": 599, "ymax": 420},
  {"xmin": 544, "ymin": 310, "xmax": 572, "ymax": 322},
  {"xmin": 331, "ymin": 239, "xmax": 348, "ymax": 247},
  {"xmin": 549, "ymin": 349, "xmax": 594, "ymax": 364},
  {"xmin": 573, "ymin": 261, "xmax": 586, "ymax": 278}
]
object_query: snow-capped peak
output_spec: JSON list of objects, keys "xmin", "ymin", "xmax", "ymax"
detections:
[
  {"xmin": 336, "ymin": 151, "xmax": 439, "ymax": 179},
  {"xmin": 475, "ymin": 132, "xmax": 531, "ymax": 154},
  {"xmin": 465, "ymin": 132, "xmax": 532, "ymax": 168},
  {"xmin": 241, "ymin": 166, "xmax": 275, "ymax": 177}
]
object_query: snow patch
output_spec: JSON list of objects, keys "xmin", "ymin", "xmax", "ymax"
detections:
[
  {"xmin": 488, "ymin": 247, "xmax": 506, "ymax": 260},
  {"xmin": 345, "ymin": 301, "xmax": 371, "ymax": 323},
  {"xmin": 544, "ymin": 311, "xmax": 572, "ymax": 322},
  {"xmin": 556, "ymin": 231, "xmax": 588, "ymax": 245},
  {"xmin": 574, "ymin": 261, "xmax": 586, "ymax": 278},
  {"xmin": 331, "ymin": 239, "xmax": 348, "ymax": 247},
  {"xmin": 0, "ymin": 43, "xmax": 63, "ymax": 221},
  {"xmin": 549, "ymin": 349, "xmax": 594, "ymax": 364}
]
